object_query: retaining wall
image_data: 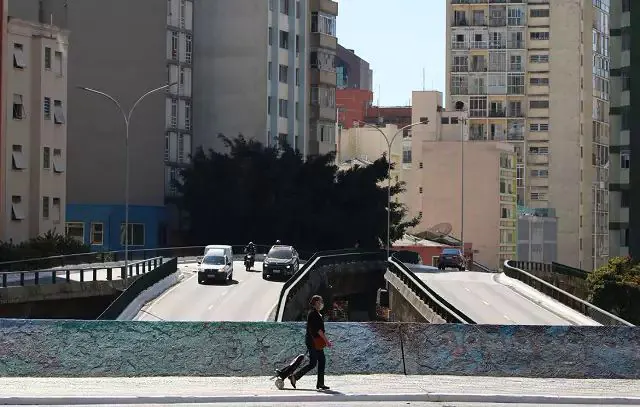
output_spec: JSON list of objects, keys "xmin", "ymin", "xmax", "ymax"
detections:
[{"xmin": 0, "ymin": 321, "xmax": 637, "ymax": 379}]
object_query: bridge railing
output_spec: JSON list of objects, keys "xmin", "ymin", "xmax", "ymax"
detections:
[
  {"xmin": 387, "ymin": 254, "xmax": 475, "ymax": 324},
  {"xmin": 275, "ymin": 249, "xmax": 385, "ymax": 321},
  {"xmin": 504, "ymin": 260, "xmax": 634, "ymax": 326},
  {"xmin": 0, "ymin": 257, "xmax": 164, "ymax": 288}
]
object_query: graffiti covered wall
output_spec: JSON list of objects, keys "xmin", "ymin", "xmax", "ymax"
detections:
[{"xmin": 0, "ymin": 320, "xmax": 637, "ymax": 378}]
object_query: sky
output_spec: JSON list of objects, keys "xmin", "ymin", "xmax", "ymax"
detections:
[{"xmin": 336, "ymin": 0, "xmax": 446, "ymax": 107}]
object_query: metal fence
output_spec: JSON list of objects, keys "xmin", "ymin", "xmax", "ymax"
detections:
[
  {"xmin": 503, "ymin": 260, "xmax": 633, "ymax": 326},
  {"xmin": 0, "ymin": 257, "xmax": 164, "ymax": 289}
]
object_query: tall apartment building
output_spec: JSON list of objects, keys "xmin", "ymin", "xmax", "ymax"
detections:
[
  {"xmin": 336, "ymin": 44, "xmax": 373, "ymax": 90},
  {"xmin": 0, "ymin": 0, "xmax": 6, "ymax": 238},
  {"xmin": 609, "ymin": 0, "xmax": 633, "ymax": 258},
  {"xmin": 2, "ymin": 18, "xmax": 68, "ymax": 242},
  {"xmin": 9, "ymin": 0, "xmax": 193, "ymax": 250},
  {"xmin": 308, "ymin": 0, "xmax": 338, "ymax": 156},
  {"xmin": 446, "ymin": 0, "xmax": 610, "ymax": 270},
  {"xmin": 193, "ymin": 0, "xmax": 308, "ymax": 154}
]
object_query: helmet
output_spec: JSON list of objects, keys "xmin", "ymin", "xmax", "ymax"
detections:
[
  {"xmin": 249, "ymin": 241, "xmax": 254, "ymax": 245},
  {"xmin": 276, "ymin": 240, "xmax": 281, "ymax": 244}
]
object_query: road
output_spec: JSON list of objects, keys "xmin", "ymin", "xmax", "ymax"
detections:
[
  {"xmin": 136, "ymin": 261, "xmax": 285, "ymax": 321},
  {"xmin": 416, "ymin": 271, "xmax": 597, "ymax": 325}
]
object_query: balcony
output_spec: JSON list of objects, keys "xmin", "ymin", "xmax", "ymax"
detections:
[
  {"xmin": 470, "ymin": 63, "xmax": 487, "ymax": 72},
  {"xmin": 489, "ymin": 17, "xmax": 506, "ymax": 26},
  {"xmin": 507, "ymin": 40, "xmax": 524, "ymax": 49},
  {"xmin": 507, "ymin": 110, "xmax": 524, "ymax": 118},
  {"xmin": 310, "ymin": 69, "xmax": 337, "ymax": 86},
  {"xmin": 309, "ymin": 104, "xmax": 337, "ymax": 122},
  {"xmin": 470, "ymin": 41, "xmax": 489, "ymax": 49},
  {"xmin": 489, "ymin": 109, "xmax": 506, "ymax": 117},
  {"xmin": 452, "ymin": 41, "xmax": 469, "ymax": 50},
  {"xmin": 489, "ymin": 40, "xmax": 507, "ymax": 49},
  {"xmin": 310, "ymin": 33, "xmax": 337, "ymax": 50},
  {"xmin": 310, "ymin": 0, "xmax": 338, "ymax": 15}
]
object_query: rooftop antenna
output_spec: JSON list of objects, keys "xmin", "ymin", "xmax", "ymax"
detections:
[{"xmin": 422, "ymin": 68, "xmax": 426, "ymax": 91}]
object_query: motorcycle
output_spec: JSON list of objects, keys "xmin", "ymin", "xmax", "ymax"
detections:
[{"xmin": 244, "ymin": 254, "xmax": 255, "ymax": 271}]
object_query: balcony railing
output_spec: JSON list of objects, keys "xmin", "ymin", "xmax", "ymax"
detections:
[
  {"xmin": 489, "ymin": 17, "xmax": 506, "ymax": 26},
  {"xmin": 489, "ymin": 40, "xmax": 507, "ymax": 49},
  {"xmin": 470, "ymin": 64, "xmax": 488, "ymax": 72},
  {"xmin": 507, "ymin": 40, "xmax": 525, "ymax": 49},
  {"xmin": 508, "ymin": 110, "xmax": 525, "ymax": 117},
  {"xmin": 489, "ymin": 109, "xmax": 506, "ymax": 117}
]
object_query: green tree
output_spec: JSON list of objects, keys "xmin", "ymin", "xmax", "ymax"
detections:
[
  {"xmin": 587, "ymin": 256, "xmax": 640, "ymax": 324},
  {"xmin": 177, "ymin": 135, "xmax": 418, "ymax": 252}
]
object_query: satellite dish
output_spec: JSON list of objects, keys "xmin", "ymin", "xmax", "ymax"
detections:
[{"xmin": 427, "ymin": 222, "xmax": 453, "ymax": 237}]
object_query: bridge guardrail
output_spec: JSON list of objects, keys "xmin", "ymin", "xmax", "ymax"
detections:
[
  {"xmin": 275, "ymin": 249, "xmax": 385, "ymax": 321},
  {"xmin": 98, "ymin": 257, "xmax": 178, "ymax": 320},
  {"xmin": 0, "ymin": 257, "xmax": 164, "ymax": 288},
  {"xmin": 504, "ymin": 260, "xmax": 634, "ymax": 326},
  {"xmin": 388, "ymin": 254, "xmax": 475, "ymax": 324}
]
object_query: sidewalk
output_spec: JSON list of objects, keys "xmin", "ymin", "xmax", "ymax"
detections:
[{"xmin": 0, "ymin": 375, "xmax": 638, "ymax": 405}]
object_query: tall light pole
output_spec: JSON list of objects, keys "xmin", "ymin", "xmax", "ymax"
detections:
[
  {"xmin": 356, "ymin": 120, "xmax": 429, "ymax": 259},
  {"xmin": 77, "ymin": 82, "xmax": 177, "ymax": 271},
  {"xmin": 455, "ymin": 102, "xmax": 467, "ymax": 259}
]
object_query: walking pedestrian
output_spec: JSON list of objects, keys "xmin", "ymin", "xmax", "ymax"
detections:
[{"xmin": 289, "ymin": 295, "xmax": 332, "ymax": 390}]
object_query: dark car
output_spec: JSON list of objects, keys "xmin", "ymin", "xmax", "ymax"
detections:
[
  {"xmin": 437, "ymin": 248, "xmax": 466, "ymax": 271},
  {"xmin": 263, "ymin": 245, "xmax": 300, "ymax": 280}
]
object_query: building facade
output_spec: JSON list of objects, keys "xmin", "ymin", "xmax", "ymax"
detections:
[
  {"xmin": 517, "ymin": 207, "xmax": 558, "ymax": 263},
  {"xmin": 336, "ymin": 44, "xmax": 373, "ymax": 90},
  {"xmin": 609, "ymin": 0, "xmax": 632, "ymax": 258},
  {"xmin": 193, "ymin": 0, "xmax": 308, "ymax": 154},
  {"xmin": 308, "ymin": 0, "xmax": 338, "ymax": 156},
  {"xmin": 8, "ymin": 0, "xmax": 191, "ymax": 250},
  {"xmin": 446, "ymin": 0, "xmax": 610, "ymax": 270},
  {"xmin": 2, "ymin": 18, "xmax": 68, "ymax": 242}
]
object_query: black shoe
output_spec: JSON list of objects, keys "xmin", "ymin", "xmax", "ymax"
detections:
[
  {"xmin": 316, "ymin": 385, "xmax": 330, "ymax": 390},
  {"xmin": 289, "ymin": 375, "xmax": 297, "ymax": 389}
]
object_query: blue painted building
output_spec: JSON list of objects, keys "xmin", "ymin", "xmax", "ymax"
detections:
[{"xmin": 65, "ymin": 204, "xmax": 167, "ymax": 251}]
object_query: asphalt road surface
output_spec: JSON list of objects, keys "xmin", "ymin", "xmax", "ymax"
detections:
[
  {"xmin": 136, "ymin": 261, "xmax": 285, "ymax": 321},
  {"xmin": 417, "ymin": 272, "xmax": 583, "ymax": 325}
]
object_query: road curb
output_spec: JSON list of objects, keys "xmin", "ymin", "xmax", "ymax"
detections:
[{"xmin": 2, "ymin": 392, "xmax": 639, "ymax": 405}]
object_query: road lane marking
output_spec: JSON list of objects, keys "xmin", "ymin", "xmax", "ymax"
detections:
[
  {"xmin": 464, "ymin": 287, "xmax": 470, "ymax": 292},
  {"xmin": 208, "ymin": 305, "xmax": 214, "ymax": 310},
  {"xmin": 482, "ymin": 300, "xmax": 490, "ymax": 306},
  {"xmin": 143, "ymin": 272, "xmax": 197, "ymax": 314},
  {"xmin": 503, "ymin": 314, "xmax": 515, "ymax": 322}
]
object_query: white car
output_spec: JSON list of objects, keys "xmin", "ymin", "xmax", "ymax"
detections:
[{"xmin": 197, "ymin": 248, "xmax": 233, "ymax": 284}]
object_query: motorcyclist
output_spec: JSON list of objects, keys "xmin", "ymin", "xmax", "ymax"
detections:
[
  {"xmin": 245, "ymin": 242, "xmax": 256, "ymax": 256},
  {"xmin": 275, "ymin": 239, "xmax": 281, "ymax": 245}
]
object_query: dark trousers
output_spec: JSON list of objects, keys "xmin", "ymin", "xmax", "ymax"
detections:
[{"xmin": 293, "ymin": 346, "xmax": 325, "ymax": 386}]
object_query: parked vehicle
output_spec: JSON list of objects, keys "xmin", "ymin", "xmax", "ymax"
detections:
[
  {"xmin": 263, "ymin": 245, "xmax": 300, "ymax": 280},
  {"xmin": 437, "ymin": 247, "xmax": 466, "ymax": 271},
  {"xmin": 198, "ymin": 248, "xmax": 234, "ymax": 284}
]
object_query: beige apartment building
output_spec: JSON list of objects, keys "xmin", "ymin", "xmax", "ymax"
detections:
[
  {"xmin": 2, "ymin": 18, "xmax": 68, "ymax": 242},
  {"xmin": 337, "ymin": 123, "xmax": 404, "ymax": 192},
  {"xmin": 405, "ymin": 91, "xmax": 517, "ymax": 269},
  {"xmin": 446, "ymin": 0, "xmax": 610, "ymax": 270}
]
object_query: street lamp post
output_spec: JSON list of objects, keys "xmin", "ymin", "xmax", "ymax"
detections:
[
  {"xmin": 455, "ymin": 101, "xmax": 467, "ymax": 261},
  {"xmin": 356, "ymin": 120, "xmax": 429, "ymax": 259},
  {"xmin": 78, "ymin": 82, "xmax": 177, "ymax": 272}
]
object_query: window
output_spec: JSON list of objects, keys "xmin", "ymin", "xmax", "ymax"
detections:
[
  {"xmin": 296, "ymin": 0, "xmax": 301, "ymax": 18},
  {"xmin": 530, "ymin": 9, "xmax": 550, "ymax": 18},
  {"xmin": 13, "ymin": 94, "xmax": 24, "ymax": 120},
  {"xmin": 66, "ymin": 222, "xmax": 85, "ymax": 243},
  {"xmin": 296, "ymin": 34, "xmax": 300, "ymax": 53},
  {"xmin": 43, "ymin": 147, "xmax": 51, "ymax": 170},
  {"xmin": 268, "ymin": 27, "xmax": 273, "ymax": 46},
  {"xmin": 529, "ymin": 100, "xmax": 549, "ymax": 109},
  {"xmin": 120, "ymin": 223, "xmax": 145, "ymax": 246},
  {"xmin": 185, "ymin": 101, "xmax": 192, "ymax": 130},
  {"xmin": 530, "ymin": 32, "xmax": 549, "ymax": 40},
  {"xmin": 530, "ymin": 192, "xmax": 547, "ymax": 200},
  {"xmin": 91, "ymin": 223, "xmax": 104, "ymax": 245},
  {"xmin": 269, "ymin": 0, "xmax": 274, "ymax": 11},
  {"xmin": 279, "ymin": 64, "xmax": 288, "ymax": 84},
  {"xmin": 53, "ymin": 100, "xmax": 65, "ymax": 124},
  {"xmin": 310, "ymin": 50, "xmax": 336, "ymax": 72},
  {"xmin": 280, "ymin": 0, "xmax": 290, "ymax": 15},
  {"xmin": 529, "ymin": 146, "xmax": 549, "ymax": 154},
  {"xmin": 44, "ymin": 47, "xmax": 52, "ymax": 69},
  {"xmin": 295, "ymin": 68, "xmax": 300, "ymax": 86},
  {"xmin": 170, "ymin": 31, "xmax": 178, "ymax": 59},
  {"xmin": 53, "ymin": 51, "xmax": 62, "ymax": 75},
  {"xmin": 529, "ymin": 123, "xmax": 549, "ymax": 132},
  {"xmin": 42, "ymin": 197, "xmax": 50, "ymax": 219},
  {"xmin": 12, "ymin": 145, "xmax": 26, "ymax": 170},
  {"xmin": 507, "ymin": 74, "xmax": 524, "ymax": 94},
  {"xmin": 621, "ymin": 152, "xmax": 630, "ymax": 169},
  {"xmin": 11, "ymin": 196, "xmax": 25, "ymax": 221},
  {"xmin": 295, "ymin": 101, "xmax": 299, "ymax": 120},
  {"xmin": 622, "ymin": 0, "xmax": 630, "ymax": 12},
  {"xmin": 279, "ymin": 30, "xmax": 289, "ymax": 49},
  {"xmin": 52, "ymin": 198, "xmax": 61, "ymax": 222},
  {"xmin": 268, "ymin": 61, "xmax": 272, "ymax": 80},
  {"xmin": 13, "ymin": 43, "xmax": 26, "ymax": 69},
  {"xmin": 185, "ymin": 34, "xmax": 193, "ymax": 63},
  {"xmin": 419, "ymin": 187, "xmax": 423, "ymax": 194},
  {"xmin": 530, "ymin": 77, "xmax": 549, "ymax": 86},
  {"xmin": 311, "ymin": 12, "xmax": 336, "ymax": 36},
  {"xmin": 44, "ymin": 97, "xmax": 51, "ymax": 120},
  {"xmin": 530, "ymin": 169, "xmax": 549, "ymax": 177},
  {"xmin": 529, "ymin": 54, "xmax": 549, "ymax": 63},
  {"xmin": 278, "ymin": 133, "xmax": 288, "ymax": 148},
  {"xmin": 170, "ymin": 99, "xmax": 178, "ymax": 127},
  {"xmin": 278, "ymin": 98, "xmax": 288, "ymax": 118},
  {"xmin": 53, "ymin": 148, "xmax": 64, "ymax": 173},
  {"xmin": 267, "ymin": 96, "xmax": 272, "ymax": 114}
]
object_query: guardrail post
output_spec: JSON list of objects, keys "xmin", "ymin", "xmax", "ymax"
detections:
[
  {"xmin": 80, "ymin": 269, "xmax": 84, "ymax": 282},
  {"xmin": 107, "ymin": 268, "xmax": 112, "ymax": 281},
  {"xmin": 20, "ymin": 273, "xmax": 24, "ymax": 286},
  {"xmin": 2, "ymin": 274, "xmax": 6, "ymax": 288},
  {"xmin": 66, "ymin": 269, "xmax": 71, "ymax": 282},
  {"xmin": 120, "ymin": 267, "xmax": 126, "ymax": 280},
  {"xmin": 93, "ymin": 268, "xmax": 98, "ymax": 281},
  {"xmin": 52, "ymin": 271, "xmax": 57, "ymax": 284},
  {"xmin": 136, "ymin": 263, "xmax": 140, "ymax": 275}
]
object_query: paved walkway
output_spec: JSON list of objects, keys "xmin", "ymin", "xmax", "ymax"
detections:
[{"xmin": 1, "ymin": 375, "xmax": 638, "ymax": 405}]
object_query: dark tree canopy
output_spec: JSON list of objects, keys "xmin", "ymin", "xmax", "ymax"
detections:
[
  {"xmin": 176, "ymin": 135, "xmax": 419, "ymax": 252},
  {"xmin": 587, "ymin": 256, "xmax": 640, "ymax": 324}
]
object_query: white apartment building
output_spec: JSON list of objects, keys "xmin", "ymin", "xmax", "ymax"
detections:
[
  {"xmin": 446, "ymin": 0, "xmax": 610, "ymax": 270},
  {"xmin": 193, "ymin": 0, "xmax": 309, "ymax": 155},
  {"xmin": 165, "ymin": 0, "xmax": 194, "ymax": 197},
  {"xmin": 2, "ymin": 17, "xmax": 68, "ymax": 242}
]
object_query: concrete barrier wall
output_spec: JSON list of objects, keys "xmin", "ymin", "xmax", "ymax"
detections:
[{"xmin": 0, "ymin": 321, "xmax": 637, "ymax": 379}]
